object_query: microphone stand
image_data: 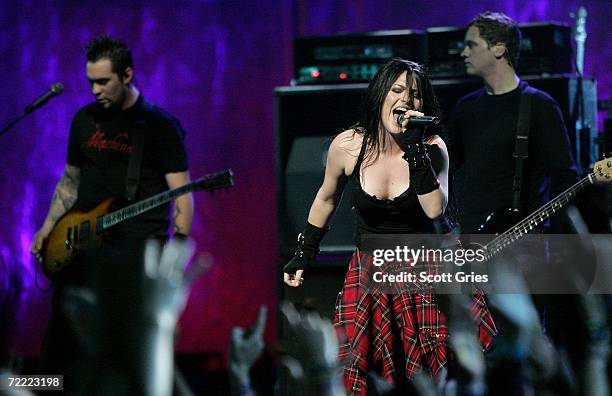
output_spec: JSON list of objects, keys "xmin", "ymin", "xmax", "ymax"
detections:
[
  {"xmin": 0, "ymin": 83, "xmax": 63, "ymax": 138},
  {"xmin": 0, "ymin": 111, "xmax": 30, "ymax": 138},
  {"xmin": 572, "ymin": 6, "xmax": 590, "ymax": 175}
]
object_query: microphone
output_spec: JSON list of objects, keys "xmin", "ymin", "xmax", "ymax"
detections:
[
  {"xmin": 397, "ymin": 114, "xmax": 440, "ymax": 127},
  {"xmin": 24, "ymin": 83, "xmax": 64, "ymax": 114}
]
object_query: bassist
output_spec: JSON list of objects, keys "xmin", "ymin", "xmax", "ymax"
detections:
[
  {"xmin": 450, "ymin": 12, "xmax": 577, "ymax": 234},
  {"xmin": 450, "ymin": 12, "xmax": 583, "ymax": 393}
]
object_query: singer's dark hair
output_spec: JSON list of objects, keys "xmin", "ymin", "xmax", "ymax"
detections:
[
  {"xmin": 353, "ymin": 58, "xmax": 442, "ymax": 165},
  {"xmin": 85, "ymin": 36, "xmax": 133, "ymax": 76},
  {"xmin": 468, "ymin": 12, "xmax": 521, "ymax": 68}
]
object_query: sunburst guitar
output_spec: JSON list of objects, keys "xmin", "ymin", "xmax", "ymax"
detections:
[{"xmin": 42, "ymin": 169, "xmax": 233, "ymax": 279}]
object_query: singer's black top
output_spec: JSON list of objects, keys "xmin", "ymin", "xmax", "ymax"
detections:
[
  {"xmin": 350, "ymin": 139, "xmax": 444, "ymax": 243},
  {"xmin": 67, "ymin": 94, "xmax": 188, "ymax": 239},
  {"xmin": 449, "ymin": 81, "xmax": 577, "ymax": 233}
]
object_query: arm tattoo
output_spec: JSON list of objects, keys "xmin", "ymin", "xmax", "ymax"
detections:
[
  {"xmin": 47, "ymin": 167, "xmax": 79, "ymax": 223},
  {"xmin": 173, "ymin": 201, "xmax": 183, "ymax": 234}
]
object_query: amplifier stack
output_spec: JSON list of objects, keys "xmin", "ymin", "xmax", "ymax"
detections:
[{"xmin": 293, "ymin": 23, "xmax": 573, "ymax": 84}]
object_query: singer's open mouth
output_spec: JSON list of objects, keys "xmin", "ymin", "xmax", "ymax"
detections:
[{"xmin": 393, "ymin": 107, "xmax": 407, "ymax": 123}]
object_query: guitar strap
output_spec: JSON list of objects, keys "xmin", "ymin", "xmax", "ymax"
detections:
[
  {"xmin": 125, "ymin": 119, "xmax": 146, "ymax": 202},
  {"xmin": 512, "ymin": 83, "xmax": 534, "ymax": 214}
]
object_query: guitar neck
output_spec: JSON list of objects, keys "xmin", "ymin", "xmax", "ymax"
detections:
[
  {"xmin": 485, "ymin": 173, "xmax": 594, "ymax": 257},
  {"xmin": 101, "ymin": 183, "xmax": 195, "ymax": 231}
]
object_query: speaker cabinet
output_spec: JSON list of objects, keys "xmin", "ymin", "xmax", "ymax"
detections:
[
  {"xmin": 279, "ymin": 254, "xmax": 349, "ymax": 320},
  {"xmin": 604, "ymin": 118, "xmax": 612, "ymax": 158},
  {"xmin": 284, "ymin": 136, "xmax": 357, "ymax": 251},
  {"xmin": 275, "ymin": 84, "xmax": 366, "ymax": 255}
]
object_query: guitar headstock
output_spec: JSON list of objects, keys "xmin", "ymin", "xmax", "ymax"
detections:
[
  {"xmin": 193, "ymin": 169, "xmax": 234, "ymax": 193},
  {"xmin": 593, "ymin": 157, "xmax": 612, "ymax": 183}
]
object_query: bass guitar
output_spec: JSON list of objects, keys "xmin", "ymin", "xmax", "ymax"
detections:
[
  {"xmin": 474, "ymin": 157, "xmax": 610, "ymax": 259},
  {"xmin": 42, "ymin": 169, "xmax": 233, "ymax": 279}
]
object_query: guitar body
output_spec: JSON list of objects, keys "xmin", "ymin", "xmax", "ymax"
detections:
[
  {"xmin": 42, "ymin": 197, "xmax": 116, "ymax": 278},
  {"xmin": 39, "ymin": 168, "xmax": 235, "ymax": 280}
]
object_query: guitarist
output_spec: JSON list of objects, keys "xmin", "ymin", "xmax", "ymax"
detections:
[{"xmin": 29, "ymin": 36, "xmax": 193, "ymax": 392}]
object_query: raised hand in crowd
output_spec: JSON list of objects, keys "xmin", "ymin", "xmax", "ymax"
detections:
[
  {"xmin": 142, "ymin": 238, "xmax": 196, "ymax": 327},
  {"xmin": 228, "ymin": 305, "xmax": 267, "ymax": 396},
  {"xmin": 280, "ymin": 301, "xmax": 345, "ymax": 396},
  {"xmin": 139, "ymin": 238, "xmax": 196, "ymax": 396}
]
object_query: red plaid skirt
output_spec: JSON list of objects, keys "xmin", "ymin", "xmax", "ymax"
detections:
[{"xmin": 333, "ymin": 251, "xmax": 497, "ymax": 395}]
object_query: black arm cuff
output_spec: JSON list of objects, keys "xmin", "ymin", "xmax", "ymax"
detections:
[
  {"xmin": 283, "ymin": 222, "xmax": 328, "ymax": 274},
  {"xmin": 402, "ymin": 143, "xmax": 440, "ymax": 195}
]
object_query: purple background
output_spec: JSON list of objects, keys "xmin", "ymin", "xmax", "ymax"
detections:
[{"xmin": 1, "ymin": 0, "xmax": 610, "ymax": 358}]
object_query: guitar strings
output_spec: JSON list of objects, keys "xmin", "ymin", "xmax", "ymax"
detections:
[{"xmin": 485, "ymin": 175, "xmax": 593, "ymax": 256}]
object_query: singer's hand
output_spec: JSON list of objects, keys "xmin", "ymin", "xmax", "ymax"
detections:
[
  {"xmin": 399, "ymin": 110, "xmax": 424, "ymax": 131},
  {"xmin": 400, "ymin": 110, "xmax": 429, "ymax": 157}
]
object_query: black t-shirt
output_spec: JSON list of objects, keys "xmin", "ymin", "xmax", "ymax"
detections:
[
  {"xmin": 67, "ymin": 95, "xmax": 188, "ymax": 239},
  {"xmin": 449, "ymin": 81, "xmax": 577, "ymax": 233}
]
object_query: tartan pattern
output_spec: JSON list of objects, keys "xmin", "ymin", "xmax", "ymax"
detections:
[{"xmin": 333, "ymin": 252, "xmax": 497, "ymax": 395}]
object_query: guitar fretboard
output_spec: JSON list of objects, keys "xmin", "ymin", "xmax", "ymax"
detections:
[
  {"xmin": 100, "ymin": 170, "xmax": 232, "ymax": 230},
  {"xmin": 484, "ymin": 174, "xmax": 594, "ymax": 258},
  {"xmin": 102, "ymin": 184, "xmax": 195, "ymax": 230}
]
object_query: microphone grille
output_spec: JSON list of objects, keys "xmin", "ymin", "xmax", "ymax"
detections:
[
  {"xmin": 51, "ymin": 82, "xmax": 64, "ymax": 94},
  {"xmin": 397, "ymin": 113, "xmax": 405, "ymax": 125}
]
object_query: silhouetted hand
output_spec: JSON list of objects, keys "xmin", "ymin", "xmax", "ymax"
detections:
[
  {"xmin": 280, "ymin": 301, "xmax": 344, "ymax": 396},
  {"xmin": 228, "ymin": 305, "xmax": 267, "ymax": 395},
  {"xmin": 141, "ymin": 238, "xmax": 195, "ymax": 396},
  {"xmin": 143, "ymin": 238, "xmax": 195, "ymax": 327}
]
